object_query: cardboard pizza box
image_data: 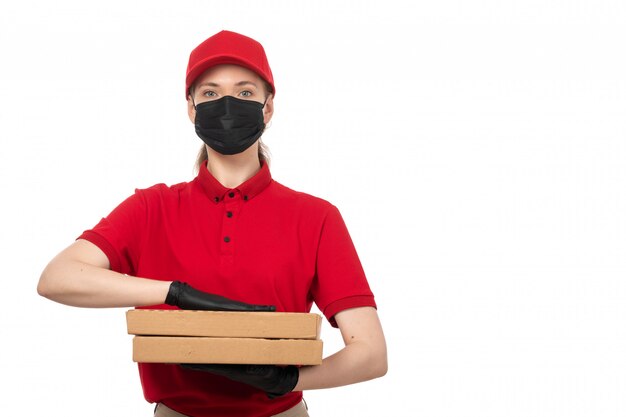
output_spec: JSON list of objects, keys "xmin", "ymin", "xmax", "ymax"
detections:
[
  {"xmin": 132, "ymin": 336, "xmax": 323, "ymax": 365},
  {"xmin": 126, "ymin": 309, "xmax": 322, "ymax": 340}
]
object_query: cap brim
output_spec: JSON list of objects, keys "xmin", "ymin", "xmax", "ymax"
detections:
[{"xmin": 186, "ymin": 55, "xmax": 273, "ymax": 97}]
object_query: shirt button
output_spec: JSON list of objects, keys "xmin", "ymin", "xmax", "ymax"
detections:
[
  {"xmin": 228, "ymin": 192, "xmax": 235, "ymax": 198},
  {"xmin": 214, "ymin": 197, "xmax": 219, "ymax": 202},
  {"xmin": 226, "ymin": 211, "xmax": 233, "ymax": 218},
  {"xmin": 243, "ymin": 195, "xmax": 248, "ymax": 201},
  {"xmin": 224, "ymin": 236, "xmax": 231, "ymax": 243}
]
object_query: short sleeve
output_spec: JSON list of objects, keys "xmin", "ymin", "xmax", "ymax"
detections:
[
  {"xmin": 311, "ymin": 204, "xmax": 377, "ymax": 328},
  {"xmin": 77, "ymin": 189, "xmax": 146, "ymax": 275}
]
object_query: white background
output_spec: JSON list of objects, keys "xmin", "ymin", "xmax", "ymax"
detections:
[{"xmin": 1, "ymin": 0, "xmax": 625, "ymax": 416}]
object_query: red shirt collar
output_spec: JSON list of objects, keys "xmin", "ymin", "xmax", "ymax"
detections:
[{"xmin": 196, "ymin": 160, "xmax": 272, "ymax": 203}]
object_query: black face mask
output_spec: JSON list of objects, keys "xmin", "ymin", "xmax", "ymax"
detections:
[{"xmin": 194, "ymin": 96, "xmax": 266, "ymax": 155}]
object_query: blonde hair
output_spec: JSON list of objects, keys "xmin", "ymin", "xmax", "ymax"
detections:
[{"xmin": 193, "ymin": 80, "xmax": 274, "ymax": 173}]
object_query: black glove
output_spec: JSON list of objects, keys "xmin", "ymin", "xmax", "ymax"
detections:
[
  {"xmin": 181, "ymin": 363, "xmax": 299, "ymax": 399},
  {"xmin": 165, "ymin": 281, "xmax": 275, "ymax": 312}
]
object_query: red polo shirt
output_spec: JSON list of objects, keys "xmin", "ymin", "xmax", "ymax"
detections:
[{"xmin": 78, "ymin": 160, "xmax": 376, "ymax": 417}]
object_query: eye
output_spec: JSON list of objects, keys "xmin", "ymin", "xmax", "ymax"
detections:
[
  {"xmin": 202, "ymin": 90, "xmax": 217, "ymax": 97},
  {"xmin": 240, "ymin": 90, "xmax": 253, "ymax": 97}
]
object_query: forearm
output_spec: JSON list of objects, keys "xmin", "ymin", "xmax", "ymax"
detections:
[
  {"xmin": 293, "ymin": 340, "xmax": 387, "ymax": 391},
  {"xmin": 38, "ymin": 260, "xmax": 170, "ymax": 308}
]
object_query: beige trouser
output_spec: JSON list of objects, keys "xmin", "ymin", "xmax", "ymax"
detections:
[{"xmin": 154, "ymin": 399, "xmax": 309, "ymax": 417}]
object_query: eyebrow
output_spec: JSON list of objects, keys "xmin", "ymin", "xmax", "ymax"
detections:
[{"xmin": 196, "ymin": 80, "xmax": 259, "ymax": 88}]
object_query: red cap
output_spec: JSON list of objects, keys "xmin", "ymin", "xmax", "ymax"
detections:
[{"xmin": 185, "ymin": 30, "xmax": 275, "ymax": 99}]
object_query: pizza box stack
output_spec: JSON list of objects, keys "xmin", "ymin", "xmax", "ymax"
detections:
[{"xmin": 126, "ymin": 309, "xmax": 323, "ymax": 365}]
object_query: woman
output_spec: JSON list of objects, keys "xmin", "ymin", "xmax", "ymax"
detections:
[{"xmin": 37, "ymin": 29, "xmax": 387, "ymax": 417}]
